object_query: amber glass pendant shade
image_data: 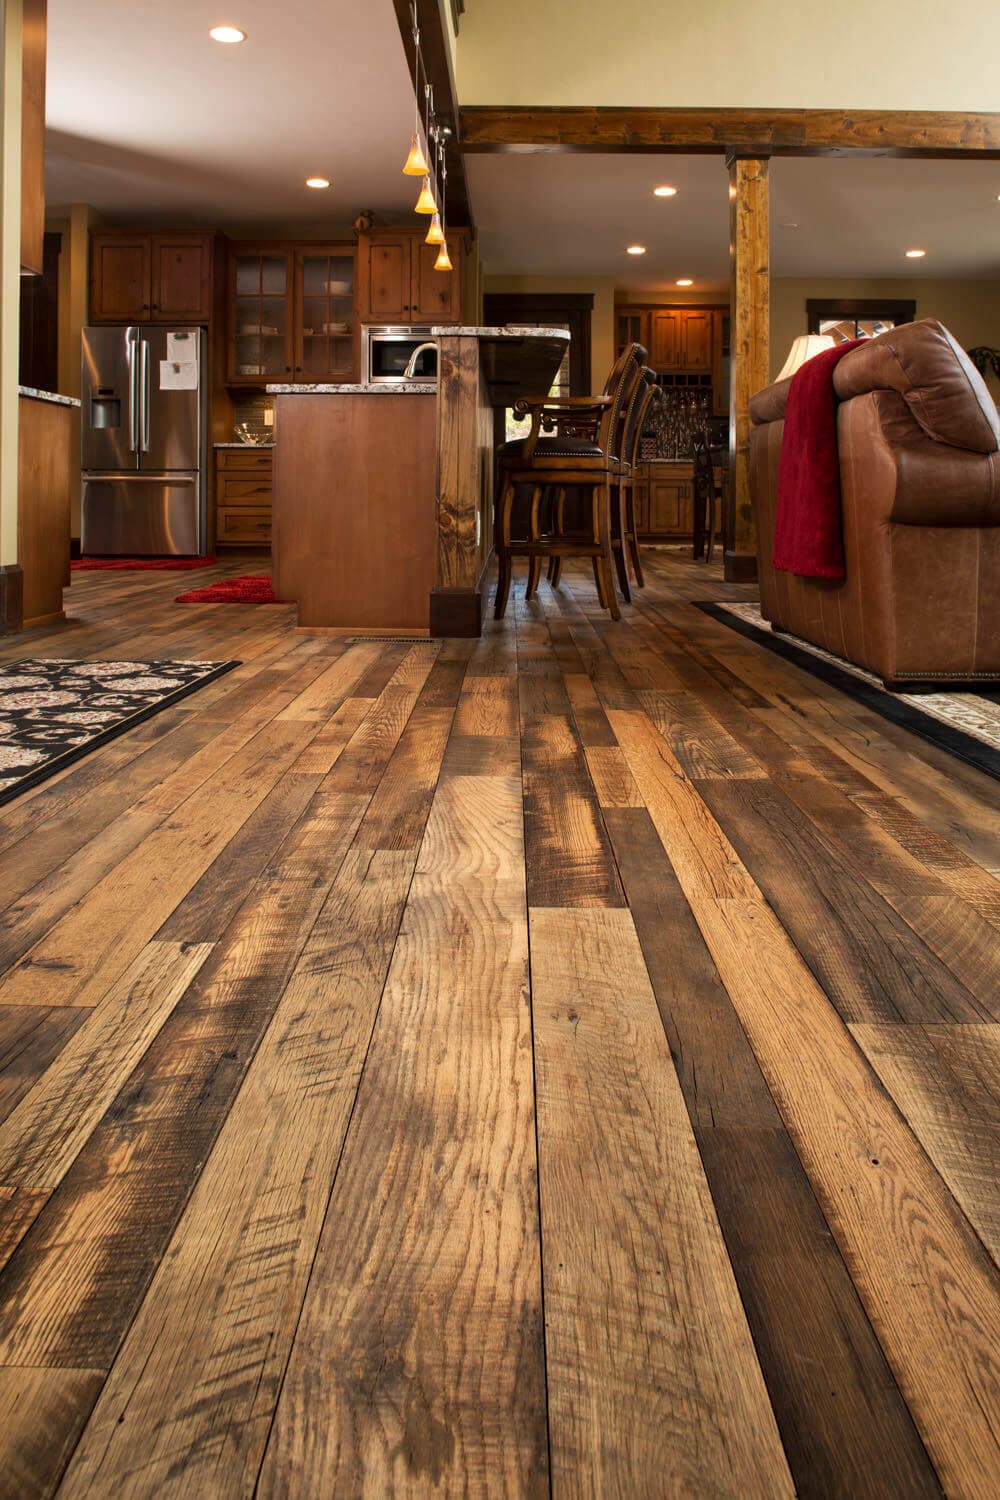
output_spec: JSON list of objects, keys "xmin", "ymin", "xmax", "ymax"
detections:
[
  {"xmin": 434, "ymin": 240, "xmax": 453, "ymax": 271},
  {"xmin": 425, "ymin": 213, "xmax": 445, "ymax": 246},
  {"xmin": 414, "ymin": 176, "xmax": 437, "ymax": 214},
  {"xmin": 402, "ymin": 132, "xmax": 429, "ymax": 176}
]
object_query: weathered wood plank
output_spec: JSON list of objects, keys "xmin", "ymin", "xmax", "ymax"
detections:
[
  {"xmin": 258, "ymin": 773, "xmax": 548, "ymax": 1496},
  {"xmin": 530, "ymin": 905, "xmax": 792, "ymax": 1497},
  {"xmin": 57, "ymin": 847, "xmax": 418, "ymax": 1499},
  {"xmin": 0, "ymin": 941, "xmax": 211, "ymax": 1193},
  {"xmin": 852, "ymin": 1024, "xmax": 1000, "ymax": 1265}
]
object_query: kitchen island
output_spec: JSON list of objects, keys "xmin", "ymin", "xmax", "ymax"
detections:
[{"xmin": 268, "ymin": 327, "xmax": 569, "ymax": 637}]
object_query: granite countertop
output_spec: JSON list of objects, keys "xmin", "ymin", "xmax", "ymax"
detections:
[
  {"xmin": 19, "ymin": 386, "xmax": 81, "ymax": 408},
  {"xmin": 431, "ymin": 325, "xmax": 570, "ymax": 341},
  {"xmin": 266, "ymin": 382, "xmax": 437, "ymax": 395},
  {"xmin": 214, "ymin": 441, "xmax": 275, "ymax": 448}
]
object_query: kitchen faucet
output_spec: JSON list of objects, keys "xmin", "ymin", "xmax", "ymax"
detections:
[{"xmin": 403, "ymin": 341, "xmax": 438, "ymax": 379}]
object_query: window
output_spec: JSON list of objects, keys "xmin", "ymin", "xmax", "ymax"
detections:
[{"xmin": 807, "ymin": 298, "xmax": 916, "ymax": 342}]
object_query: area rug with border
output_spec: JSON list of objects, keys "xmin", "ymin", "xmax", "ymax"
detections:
[
  {"xmin": 175, "ymin": 576, "xmax": 286, "ymax": 604},
  {"xmin": 695, "ymin": 600, "xmax": 1000, "ymax": 783},
  {"xmin": 0, "ymin": 658, "xmax": 240, "ymax": 806},
  {"xmin": 72, "ymin": 557, "xmax": 217, "ymax": 571}
]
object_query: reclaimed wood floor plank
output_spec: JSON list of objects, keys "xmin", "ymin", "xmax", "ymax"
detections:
[
  {"xmin": 529, "ymin": 904, "xmax": 793, "ymax": 1498},
  {"xmin": 258, "ymin": 772, "xmax": 548, "ymax": 1497},
  {"xmin": 851, "ymin": 1024, "xmax": 1000, "ymax": 1265}
]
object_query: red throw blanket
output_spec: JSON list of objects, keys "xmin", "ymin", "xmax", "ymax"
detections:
[{"xmin": 772, "ymin": 339, "xmax": 863, "ymax": 578}]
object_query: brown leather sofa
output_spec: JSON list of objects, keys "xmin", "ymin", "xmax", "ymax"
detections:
[{"xmin": 749, "ymin": 319, "xmax": 1000, "ymax": 687}]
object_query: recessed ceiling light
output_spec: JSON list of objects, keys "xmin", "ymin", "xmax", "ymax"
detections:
[
  {"xmin": 626, "ymin": 245, "xmax": 647, "ymax": 255},
  {"xmin": 209, "ymin": 24, "xmax": 246, "ymax": 43},
  {"xmin": 676, "ymin": 278, "xmax": 694, "ymax": 287},
  {"xmin": 905, "ymin": 248, "xmax": 926, "ymax": 258},
  {"xmin": 653, "ymin": 185, "xmax": 678, "ymax": 198},
  {"xmin": 305, "ymin": 177, "xmax": 331, "ymax": 190}
]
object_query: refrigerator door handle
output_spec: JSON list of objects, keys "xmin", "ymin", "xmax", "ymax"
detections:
[
  {"xmin": 127, "ymin": 330, "xmax": 140, "ymax": 452},
  {"xmin": 84, "ymin": 473, "xmax": 196, "ymax": 484},
  {"xmin": 140, "ymin": 339, "xmax": 151, "ymax": 453}
]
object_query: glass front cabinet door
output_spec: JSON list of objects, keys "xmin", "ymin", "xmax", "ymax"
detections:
[
  {"xmin": 295, "ymin": 249, "xmax": 357, "ymax": 382},
  {"xmin": 231, "ymin": 250, "xmax": 293, "ymax": 384}
]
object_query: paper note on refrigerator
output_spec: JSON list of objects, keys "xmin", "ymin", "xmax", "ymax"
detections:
[
  {"xmin": 159, "ymin": 359, "xmax": 199, "ymax": 390},
  {"xmin": 166, "ymin": 331, "xmax": 197, "ymax": 363}
]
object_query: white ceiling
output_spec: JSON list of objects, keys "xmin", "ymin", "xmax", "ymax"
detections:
[
  {"xmin": 45, "ymin": 3, "xmax": 1000, "ymax": 284},
  {"xmin": 467, "ymin": 153, "xmax": 1000, "ymax": 292},
  {"xmin": 45, "ymin": 0, "xmax": 421, "ymax": 225}
]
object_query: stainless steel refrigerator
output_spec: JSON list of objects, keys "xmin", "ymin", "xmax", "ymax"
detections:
[{"xmin": 81, "ymin": 325, "xmax": 208, "ymax": 555}]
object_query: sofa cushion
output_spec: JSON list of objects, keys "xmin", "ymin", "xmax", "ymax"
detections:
[{"xmin": 832, "ymin": 319, "xmax": 1000, "ymax": 454}]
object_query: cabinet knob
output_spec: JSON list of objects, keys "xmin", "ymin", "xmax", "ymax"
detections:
[
  {"xmin": 286, "ymin": 365, "xmax": 291, "ymax": 372},
  {"xmin": 151, "ymin": 303, "xmax": 158, "ymax": 311}
]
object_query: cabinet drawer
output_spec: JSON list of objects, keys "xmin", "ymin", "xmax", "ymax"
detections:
[
  {"xmin": 216, "ymin": 449, "xmax": 274, "ymax": 472},
  {"xmin": 216, "ymin": 506, "xmax": 272, "ymax": 544},
  {"xmin": 218, "ymin": 476, "xmax": 273, "ymax": 505}
]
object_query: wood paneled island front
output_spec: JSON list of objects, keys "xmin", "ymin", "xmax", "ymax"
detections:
[{"xmin": 269, "ymin": 326, "xmax": 568, "ymax": 637}]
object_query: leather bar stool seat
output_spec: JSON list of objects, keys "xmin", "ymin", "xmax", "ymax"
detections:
[{"xmin": 498, "ymin": 436, "xmax": 605, "ymax": 461}]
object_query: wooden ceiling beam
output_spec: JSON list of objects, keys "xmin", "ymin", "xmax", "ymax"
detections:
[
  {"xmin": 459, "ymin": 107, "xmax": 1000, "ymax": 159},
  {"xmin": 391, "ymin": 0, "xmax": 473, "ymax": 228}
]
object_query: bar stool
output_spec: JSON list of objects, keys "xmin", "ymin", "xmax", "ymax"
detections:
[{"xmin": 493, "ymin": 344, "xmax": 647, "ymax": 621}]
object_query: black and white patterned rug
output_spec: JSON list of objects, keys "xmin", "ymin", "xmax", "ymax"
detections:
[
  {"xmin": 696, "ymin": 601, "xmax": 1000, "ymax": 782},
  {"xmin": 0, "ymin": 658, "xmax": 240, "ymax": 806}
]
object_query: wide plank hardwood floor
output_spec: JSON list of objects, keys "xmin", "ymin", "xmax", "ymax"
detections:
[{"xmin": 0, "ymin": 548, "xmax": 998, "ymax": 1498}]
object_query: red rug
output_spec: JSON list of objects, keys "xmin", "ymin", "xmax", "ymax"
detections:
[
  {"xmin": 72, "ymin": 556, "xmax": 217, "ymax": 571},
  {"xmin": 175, "ymin": 575, "xmax": 286, "ymax": 604}
]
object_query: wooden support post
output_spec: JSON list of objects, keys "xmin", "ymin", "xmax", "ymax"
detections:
[
  {"xmin": 725, "ymin": 154, "xmax": 769, "ymax": 585},
  {"xmin": 0, "ymin": 0, "xmax": 24, "ymax": 631},
  {"xmin": 431, "ymin": 331, "xmax": 493, "ymax": 637}
]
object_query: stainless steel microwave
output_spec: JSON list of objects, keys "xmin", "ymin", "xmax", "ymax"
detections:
[{"xmin": 362, "ymin": 325, "xmax": 438, "ymax": 384}]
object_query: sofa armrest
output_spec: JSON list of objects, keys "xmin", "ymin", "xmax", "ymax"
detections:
[{"xmin": 749, "ymin": 376, "xmax": 793, "ymax": 426}]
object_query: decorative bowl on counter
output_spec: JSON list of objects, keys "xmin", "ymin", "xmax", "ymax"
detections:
[{"xmin": 234, "ymin": 423, "xmax": 271, "ymax": 445}]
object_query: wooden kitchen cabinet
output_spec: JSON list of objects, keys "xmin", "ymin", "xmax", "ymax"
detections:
[
  {"xmin": 90, "ymin": 230, "xmax": 215, "ymax": 323},
  {"xmin": 681, "ymin": 311, "xmax": 713, "ymax": 371},
  {"xmin": 227, "ymin": 242, "xmax": 356, "ymax": 386},
  {"xmin": 617, "ymin": 302, "xmax": 726, "ymax": 376},
  {"xmin": 215, "ymin": 447, "xmax": 273, "ymax": 546},
  {"xmin": 634, "ymin": 463, "xmax": 694, "ymax": 539},
  {"xmin": 90, "ymin": 235, "xmax": 151, "ymax": 321},
  {"xmin": 151, "ymin": 234, "xmax": 213, "ymax": 320},
  {"xmin": 616, "ymin": 309, "xmax": 650, "ymax": 358},
  {"xmin": 356, "ymin": 229, "xmax": 464, "ymax": 326},
  {"xmin": 650, "ymin": 311, "xmax": 679, "ymax": 369}
]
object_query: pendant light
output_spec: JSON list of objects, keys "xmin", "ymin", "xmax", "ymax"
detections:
[
  {"xmin": 402, "ymin": 3, "xmax": 430, "ymax": 176},
  {"xmin": 414, "ymin": 175, "xmax": 437, "ymax": 214},
  {"xmin": 402, "ymin": 132, "xmax": 428, "ymax": 177},
  {"xmin": 433, "ymin": 241, "xmax": 453, "ymax": 272},
  {"xmin": 425, "ymin": 212, "xmax": 445, "ymax": 246}
]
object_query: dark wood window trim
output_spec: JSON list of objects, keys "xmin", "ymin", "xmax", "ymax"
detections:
[
  {"xmin": 806, "ymin": 298, "xmax": 916, "ymax": 334},
  {"xmin": 482, "ymin": 291, "xmax": 593, "ymax": 395}
]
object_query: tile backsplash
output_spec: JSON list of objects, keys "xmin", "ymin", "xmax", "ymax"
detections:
[{"xmin": 231, "ymin": 392, "xmax": 275, "ymax": 442}]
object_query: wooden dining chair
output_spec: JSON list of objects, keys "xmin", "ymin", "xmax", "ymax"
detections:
[
  {"xmin": 612, "ymin": 367, "xmax": 660, "ymax": 595},
  {"xmin": 691, "ymin": 431, "xmax": 723, "ymax": 563},
  {"xmin": 493, "ymin": 344, "xmax": 647, "ymax": 621},
  {"xmin": 547, "ymin": 364, "xmax": 657, "ymax": 598}
]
